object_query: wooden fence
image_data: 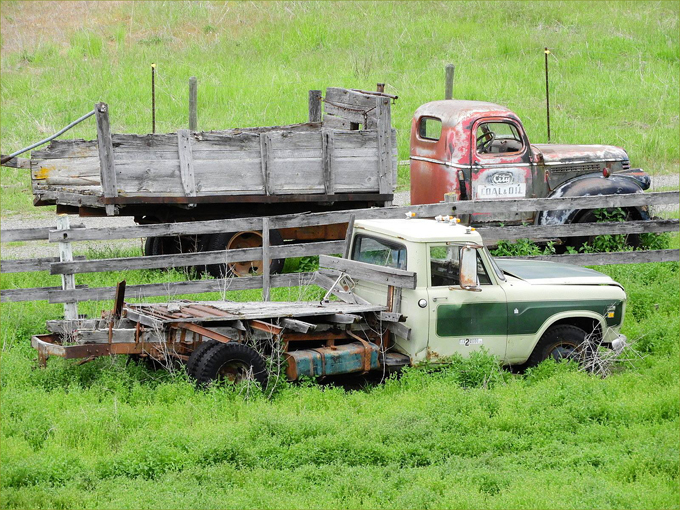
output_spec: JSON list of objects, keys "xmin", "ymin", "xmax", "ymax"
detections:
[{"xmin": 2, "ymin": 191, "xmax": 678, "ymax": 317}]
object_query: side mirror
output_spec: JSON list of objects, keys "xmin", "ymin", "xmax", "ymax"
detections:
[{"xmin": 459, "ymin": 246, "xmax": 481, "ymax": 292}]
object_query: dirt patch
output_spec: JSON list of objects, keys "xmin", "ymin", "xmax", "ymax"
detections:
[{"xmin": 0, "ymin": 1, "xmax": 127, "ymax": 58}]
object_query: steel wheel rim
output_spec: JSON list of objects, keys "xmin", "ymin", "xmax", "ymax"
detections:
[
  {"xmin": 549, "ymin": 342, "xmax": 579, "ymax": 361},
  {"xmin": 216, "ymin": 360, "xmax": 251, "ymax": 384},
  {"xmin": 226, "ymin": 231, "xmax": 263, "ymax": 276}
]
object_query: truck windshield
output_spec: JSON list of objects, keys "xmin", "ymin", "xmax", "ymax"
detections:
[
  {"xmin": 484, "ymin": 247, "xmax": 506, "ymax": 281},
  {"xmin": 351, "ymin": 235, "xmax": 407, "ymax": 270}
]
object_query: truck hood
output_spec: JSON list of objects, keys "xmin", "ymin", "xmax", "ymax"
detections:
[
  {"xmin": 497, "ymin": 258, "xmax": 619, "ymax": 286},
  {"xmin": 531, "ymin": 144, "xmax": 627, "ymax": 165}
]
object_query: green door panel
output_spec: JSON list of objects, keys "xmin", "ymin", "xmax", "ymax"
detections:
[{"xmin": 437, "ymin": 302, "xmax": 508, "ymax": 336}]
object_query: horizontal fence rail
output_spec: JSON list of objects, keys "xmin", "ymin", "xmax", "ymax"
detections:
[
  {"xmin": 1, "ymin": 192, "xmax": 678, "ymax": 308},
  {"xmin": 39, "ymin": 191, "xmax": 679, "ymax": 243}
]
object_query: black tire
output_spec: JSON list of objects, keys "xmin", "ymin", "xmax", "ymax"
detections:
[
  {"xmin": 144, "ymin": 237, "xmax": 156, "ymax": 256},
  {"xmin": 206, "ymin": 229, "xmax": 285, "ymax": 278},
  {"xmin": 193, "ymin": 342, "xmax": 268, "ymax": 388},
  {"xmin": 527, "ymin": 324, "xmax": 587, "ymax": 367},
  {"xmin": 569, "ymin": 208, "xmax": 641, "ymax": 251},
  {"xmin": 186, "ymin": 339, "xmax": 218, "ymax": 379}
]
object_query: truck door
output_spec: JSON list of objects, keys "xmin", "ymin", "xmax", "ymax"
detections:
[
  {"xmin": 471, "ymin": 118, "xmax": 534, "ymax": 224},
  {"xmin": 426, "ymin": 244, "xmax": 508, "ymax": 360}
]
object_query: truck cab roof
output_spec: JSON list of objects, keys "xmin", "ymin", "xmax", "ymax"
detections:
[
  {"xmin": 354, "ymin": 218, "xmax": 484, "ymax": 244},
  {"xmin": 414, "ymin": 100, "xmax": 517, "ymax": 128}
]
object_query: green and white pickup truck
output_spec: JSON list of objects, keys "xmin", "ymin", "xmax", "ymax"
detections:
[
  {"xmin": 32, "ymin": 217, "xmax": 628, "ymax": 384},
  {"xmin": 348, "ymin": 217, "xmax": 627, "ymax": 368}
]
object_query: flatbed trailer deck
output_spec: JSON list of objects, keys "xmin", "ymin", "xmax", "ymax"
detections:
[{"xmin": 32, "ymin": 281, "xmax": 411, "ymax": 382}]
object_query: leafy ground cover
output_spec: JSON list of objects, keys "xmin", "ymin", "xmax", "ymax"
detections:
[{"xmin": 1, "ymin": 2, "xmax": 679, "ymax": 509}]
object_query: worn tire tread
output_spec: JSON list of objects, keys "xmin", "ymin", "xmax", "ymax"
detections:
[
  {"xmin": 194, "ymin": 342, "xmax": 268, "ymax": 388},
  {"xmin": 186, "ymin": 340, "xmax": 218, "ymax": 379}
]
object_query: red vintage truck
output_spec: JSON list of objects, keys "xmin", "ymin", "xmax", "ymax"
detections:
[{"xmin": 409, "ymin": 100, "xmax": 651, "ymax": 229}]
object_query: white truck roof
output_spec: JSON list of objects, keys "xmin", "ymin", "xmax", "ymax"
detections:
[{"xmin": 354, "ymin": 218, "xmax": 484, "ymax": 244}]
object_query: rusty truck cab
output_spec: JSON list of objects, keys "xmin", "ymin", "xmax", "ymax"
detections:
[{"xmin": 410, "ymin": 100, "xmax": 537, "ymax": 224}]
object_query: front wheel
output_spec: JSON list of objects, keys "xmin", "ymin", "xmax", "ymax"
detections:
[
  {"xmin": 527, "ymin": 324, "xmax": 587, "ymax": 367},
  {"xmin": 569, "ymin": 208, "xmax": 641, "ymax": 251}
]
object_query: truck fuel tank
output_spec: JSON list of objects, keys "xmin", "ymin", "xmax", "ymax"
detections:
[{"xmin": 285, "ymin": 341, "xmax": 381, "ymax": 380}]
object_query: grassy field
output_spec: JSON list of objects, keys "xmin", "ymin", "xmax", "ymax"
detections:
[{"xmin": 1, "ymin": 2, "xmax": 679, "ymax": 509}]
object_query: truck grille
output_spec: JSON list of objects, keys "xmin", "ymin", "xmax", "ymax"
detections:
[
  {"xmin": 551, "ymin": 163, "xmax": 601, "ymax": 174},
  {"xmin": 622, "ymin": 159, "xmax": 630, "ymax": 170}
]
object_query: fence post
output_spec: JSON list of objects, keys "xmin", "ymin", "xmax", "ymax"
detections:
[
  {"xmin": 189, "ymin": 76, "xmax": 198, "ymax": 131},
  {"xmin": 262, "ymin": 217, "xmax": 271, "ymax": 301},
  {"xmin": 445, "ymin": 64, "xmax": 455, "ymax": 100},
  {"xmin": 376, "ymin": 96, "xmax": 392, "ymax": 199},
  {"xmin": 308, "ymin": 90, "xmax": 322, "ymax": 123},
  {"xmin": 95, "ymin": 102, "xmax": 118, "ymax": 217},
  {"xmin": 56, "ymin": 215, "xmax": 78, "ymax": 320}
]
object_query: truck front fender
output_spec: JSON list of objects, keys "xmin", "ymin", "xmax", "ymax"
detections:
[
  {"xmin": 536, "ymin": 173, "xmax": 650, "ymax": 226},
  {"xmin": 509, "ymin": 311, "xmax": 608, "ymax": 365}
]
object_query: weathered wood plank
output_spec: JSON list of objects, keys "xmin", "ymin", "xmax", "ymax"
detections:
[
  {"xmin": 260, "ymin": 132, "xmax": 271, "ymax": 195},
  {"xmin": 2, "ymin": 286, "xmax": 57, "ymax": 302},
  {"xmin": 445, "ymin": 191, "xmax": 679, "ymax": 214},
  {"xmin": 31, "ymin": 189, "xmax": 104, "ymax": 208},
  {"xmin": 343, "ymin": 214, "xmax": 355, "ymax": 259},
  {"xmin": 47, "ymin": 272, "xmax": 320, "ymax": 304},
  {"xmin": 51, "ymin": 241, "xmax": 346, "ymax": 275},
  {"xmin": 47, "ymin": 192, "xmax": 678, "ymax": 244},
  {"xmin": 376, "ymin": 96, "xmax": 393, "ymax": 195},
  {"xmin": 94, "ymin": 103, "xmax": 117, "ymax": 216},
  {"xmin": 478, "ymin": 219, "xmax": 679, "ymax": 244},
  {"xmin": 498, "ymin": 249, "xmax": 679, "ymax": 266},
  {"xmin": 319, "ymin": 255, "xmax": 417, "ymax": 289},
  {"xmin": 325, "ymin": 87, "xmax": 381, "ymax": 109},
  {"xmin": 30, "ymin": 139, "xmax": 99, "ymax": 159},
  {"xmin": 126, "ymin": 300, "xmax": 386, "ymax": 324},
  {"xmin": 282, "ymin": 317, "xmax": 317, "ymax": 333},
  {"xmin": 323, "ymin": 102, "xmax": 375, "ymax": 127},
  {"xmin": 189, "ymin": 77, "xmax": 198, "ymax": 131},
  {"xmin": 2, "ymin": 224, "xmax": 85, "ymax": 243},
  {"xmin": 322, "ymin": 128, "xmax": 334, "ymax": 195},
  {"xmin": 323, "ymin": 114, "xmax": 353, "ymax": 130},
  {"xmin": 262, "ymin": 217, "xmax": 271, "ymax": 301},
  {"xmin": 308, "ymin": 90, "xmax": 322, "ymax": 123},
  {"xmin": 1, "ymin": 256, "xmax": 86, "ymax": 273},
  {"xmin": 177, "ymin": 129, "xmax": 197, "ymax": 200}
]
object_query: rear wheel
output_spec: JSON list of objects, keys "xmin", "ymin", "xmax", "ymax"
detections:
[
  {"xmin": 193, "ymin": 342, "xmax": 268, "ymax": 388},
  {"xmin": 206, "ymin": 229, "xmax": 285, "ymax": 278},
  {"xmin": 527, "ymin": 324, "xmax": 587, "ymax": 367}
]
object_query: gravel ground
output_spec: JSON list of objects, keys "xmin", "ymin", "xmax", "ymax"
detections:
[{"xmin": 1, "ymin": 175, "xmax": 676, "ymax": 260}]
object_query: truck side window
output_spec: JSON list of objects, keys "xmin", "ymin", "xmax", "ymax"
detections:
[
  {"xmin": 418, "ymin": 117, "xmax": 442, "ymax": 141},
  {"xmin": 476, "ymin": 122, "xmax": 523, "ymax": 155},
  {"xmin": 430, "ymin": 246, "xmax": 492, "ymax": 287},
  {"xmin": 351, "ymin": 235, "xmax": 407, "ymax": 270}
]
